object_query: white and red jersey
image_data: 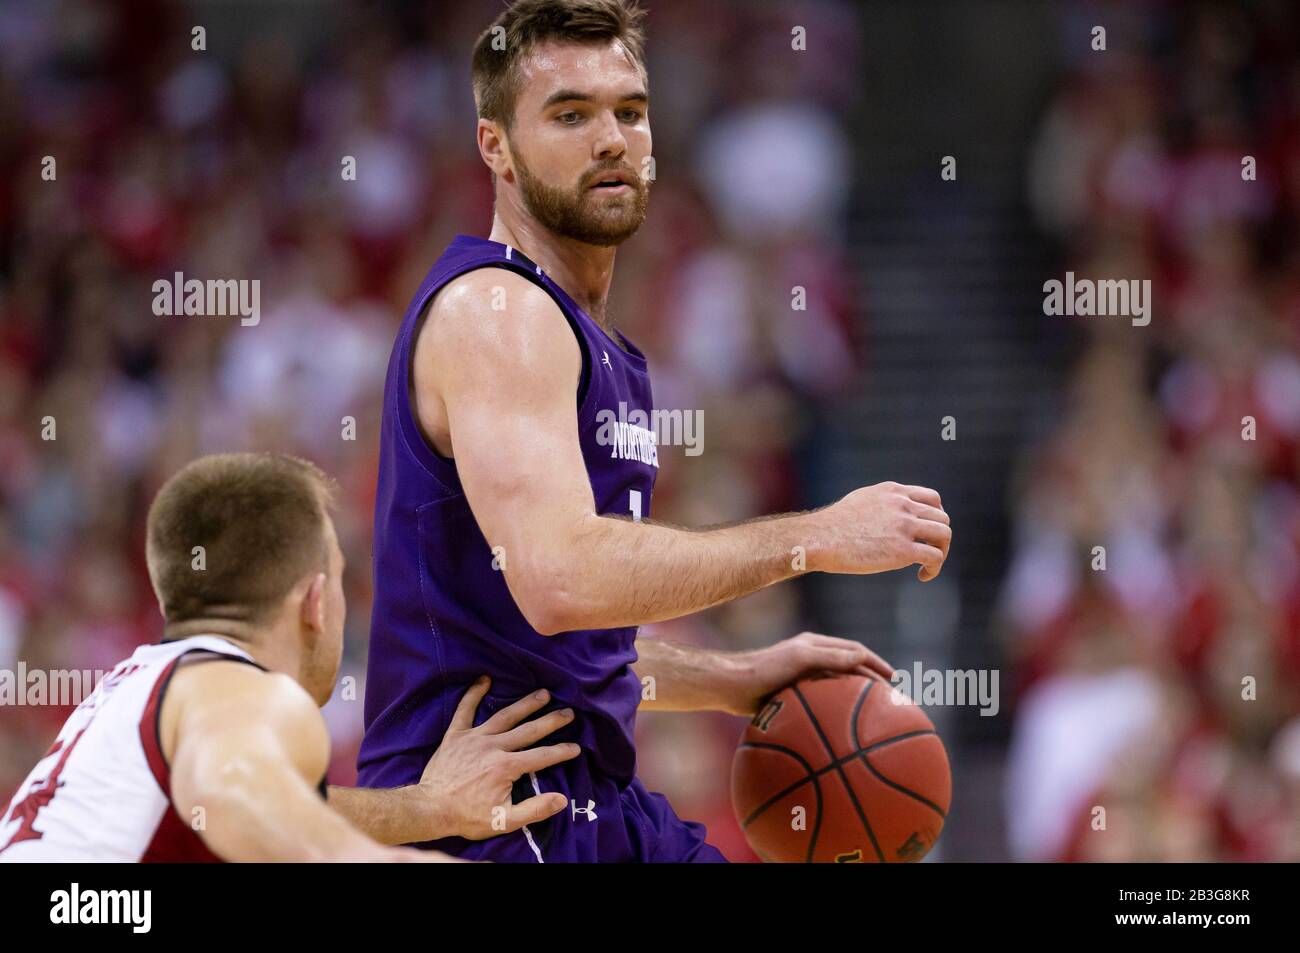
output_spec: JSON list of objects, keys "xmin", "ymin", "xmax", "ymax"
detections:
[{"xmin": 0, "ymin": 635, "xmax": 261, "ymax": 862}]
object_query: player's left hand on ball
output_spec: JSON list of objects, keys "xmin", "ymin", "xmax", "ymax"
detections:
[
  {"xmin": 415, "ymin": 676, "xmax": 579, "ymax": 841},
  {"xmin": 725, "ymin": 632, "xmax": 894, "ymax": 717}
]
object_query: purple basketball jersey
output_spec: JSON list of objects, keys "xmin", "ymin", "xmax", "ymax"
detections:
[{"xmin": 358, "ymin": 234, "xmax": 656, "ymax": 790}]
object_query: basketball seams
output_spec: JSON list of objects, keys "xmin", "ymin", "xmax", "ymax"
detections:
[
  {"xmin": 740, "ymin": 727, "xmax": 939, "ymax": 791},
  {"xmin": 859, "ymin": 742, "xmax": 949, "ymax": 819},
  {"xmin": 792, "ymin": 683, "xmax": 885, "ymax": 863},
  {"xmin": 738, "ymin": 679, "xmax": 947, "ymax": 863},
  {"xmin": 852, "ymin": 682, "xmax": 949, "ymax": 820},
  {"xmin": 736, "ymin": 742, "xmax": 817, "ymax": 827},
  {"xmin": 858, "ymin": 728, "xmax": 937, "ymax": 754},
  {"xmin": 733, "ymin": 740, "xmax": 825, "ymax": 863},
  {"xmin": 849, "ymin": 677, "xmax": 875, "ymax": 749},
  {"xmin": 806, "ymin": 772, "xmax": 824, "ymax": 863}
]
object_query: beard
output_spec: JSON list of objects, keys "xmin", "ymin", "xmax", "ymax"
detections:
[{"xmin": 513, "ymin": 148, "xmax": 649, "ymax": 247}]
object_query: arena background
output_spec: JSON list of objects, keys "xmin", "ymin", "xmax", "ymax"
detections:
[{"xmin": 1, "ymin": 0, "xmax": 1298, "ymax": 862}]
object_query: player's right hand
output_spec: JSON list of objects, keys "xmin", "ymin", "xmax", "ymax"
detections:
[
  {"xmin": 416, "ymin": 676, "xmax": 579, "ymax": 841},
  {"xmin": 811, "ymin": 482, "xmax": 951, "ymax": 581}
]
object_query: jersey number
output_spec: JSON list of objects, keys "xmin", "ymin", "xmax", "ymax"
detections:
[{"xmin": 0, "ymin": 728, "xmax": 88, "ymax": 853}]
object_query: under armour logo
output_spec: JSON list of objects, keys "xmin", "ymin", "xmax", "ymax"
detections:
[
  {"xmin": 602, "ymin": 350, "xmax": 612, "ymax": 370},
  {"xmin": 571, "ymin": 799, "xmax": 598, "ymax": 822}
]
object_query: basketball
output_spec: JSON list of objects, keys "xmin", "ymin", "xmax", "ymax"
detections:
[{"xmin": 732, "ymin": 673, "xmax": 951, "ymax": 863}]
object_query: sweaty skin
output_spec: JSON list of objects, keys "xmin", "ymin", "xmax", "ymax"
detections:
[
  {"xmin": 162, "ymin": 663, "xmax": 578, "ymax": 860},
  {"xmin": 410, "ymin": 38, "xmax": 951, "ymax": 711}
]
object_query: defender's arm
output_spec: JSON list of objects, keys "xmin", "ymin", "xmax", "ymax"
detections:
[{"xmin": 163, "ymin": 661, "xmax": 456, "ymax": 861}]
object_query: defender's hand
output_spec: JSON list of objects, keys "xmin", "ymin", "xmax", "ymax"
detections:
[{"xmin": 417, "ymin": 677, "xmax": 579, "ymax": 841}]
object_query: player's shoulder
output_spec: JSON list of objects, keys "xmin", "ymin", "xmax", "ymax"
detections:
[
  {"xmin": 421, "ymin": 265, "xmax": 578, "ymax": 367},
  {"xmin": 162, "ymin": 654, "xmax": 330, "ymax": 788},
  {"xmin": 433, "ymin": 264, "xmax": 555, "ymax": 317},
  {"xmin": 167, "ymin": 655, "xmax": 319, "ymax": 732}
]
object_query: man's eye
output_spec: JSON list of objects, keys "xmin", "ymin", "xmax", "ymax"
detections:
[
  {"xmin": 619, "ymin": 109, "xmax": 643, "ymax": 122},
  {"xmin": 558, "ymin": 112, "xmax": 582, "ymax": 124}
]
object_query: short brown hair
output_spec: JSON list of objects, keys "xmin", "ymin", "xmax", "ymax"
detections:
[
  {"xmin": 146, "ymin": 453, "xmax": 337, "ymax": 625},
  {"xmin": 472, "ymin": 0, "xmax": 648, "ymax": 129}
]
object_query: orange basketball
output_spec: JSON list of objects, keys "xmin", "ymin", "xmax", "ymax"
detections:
[{"xmin": 731, "ymin": 672, "xmax": 951, "ymax": 863}]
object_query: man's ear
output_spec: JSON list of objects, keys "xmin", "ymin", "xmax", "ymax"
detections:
[
  {"xmin": 300, "ymin": 572, "xmax": 327, "ymax": 634},
  {"xmin": 477, "ymin": 118, "xmax": 514, "ymax": 183}
]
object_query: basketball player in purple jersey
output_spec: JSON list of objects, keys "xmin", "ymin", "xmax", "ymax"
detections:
[{"xmin": 359, "ymin": 0, "xmax": 951, "ymax": 862}]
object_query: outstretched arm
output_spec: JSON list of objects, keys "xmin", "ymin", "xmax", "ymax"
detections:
[
  {"xmin": 163, "ymin": 661, "xmax": 455, "ymax": 862},
  {"xmin": 417, "ymin": 270, "xmax": 951, "ymax": 636}
]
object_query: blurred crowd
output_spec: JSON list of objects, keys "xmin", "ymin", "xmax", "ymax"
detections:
[
  {"xmin": 0, "ymin": 0, "xmax": 862, "ymax": 860},
  {"xmin": 15, "ymin": 0, "xmax": 1294, "ymax": 867},
  {"xmin": 1005, "ymin": 0, "xmax": 1300, "ymax": 861}
]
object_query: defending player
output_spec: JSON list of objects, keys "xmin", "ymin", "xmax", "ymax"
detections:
[
  {"xmin": 0, "ymin": 453, "xmax": 577, "ymax": 862},
  {"xmin": 359, "ymin": 0, "xmax": 950, "ymax": 861}
]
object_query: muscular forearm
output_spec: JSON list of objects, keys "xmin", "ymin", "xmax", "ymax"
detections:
[
  {"xmin": 632, "ymin": 637, "xmax": 750, "ymax": 715},
  {"xmin": 178, "ymin": 759, "xmax": 386, "ymax": 862},
  {"xmin": 517, "ymin": 509, "xmax": 819, "ymax": 634},
  {"xmin": 327, "ymin": 785, "xmax": 450, "ymax": 846}
]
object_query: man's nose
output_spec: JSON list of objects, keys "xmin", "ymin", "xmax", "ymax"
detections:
[{"xmin": 591, "ymin": 112, "xmax": 628, "ymax": 161}]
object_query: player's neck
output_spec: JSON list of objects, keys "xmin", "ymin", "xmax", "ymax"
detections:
[
  {"xmin": 161, "ymin": 618, "xmax": 297, "ymax": 681},
  {"xmin": 489, "ymin": 216, "xmax": 617, "ymax": 328}
]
